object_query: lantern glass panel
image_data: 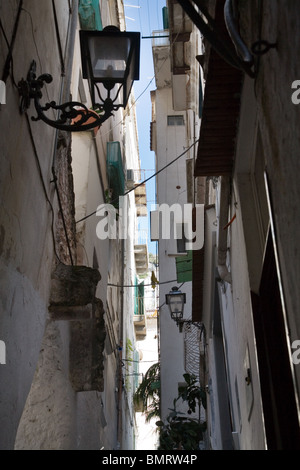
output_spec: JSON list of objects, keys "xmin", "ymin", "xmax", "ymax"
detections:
[
  {"xmin": 168, "ymin": 295, "xmax": 184, "ymax": 317},
  {"xmin": 88, "ymin": 36, "xmax": 131, "ymax": 81},
  {"xmin": 80, "ymin": 29, "xmax": 140, "ymax": 110}
]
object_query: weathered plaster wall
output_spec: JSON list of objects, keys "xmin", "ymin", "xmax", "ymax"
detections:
[
  {"xmin": 237, "ymin": 0, "xmax": 300, "ymax": 397},
  {"xmin": 0, "ymin": 0, "xmax": 71, "ymax": 449}
]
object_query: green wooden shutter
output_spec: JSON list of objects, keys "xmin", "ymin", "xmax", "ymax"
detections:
[
  {"xmin": 106, "ymin": 142, "xmax": 125, "ymax": 202},
  {"xmin": 176, "ymin": 251, "xmax": 193, "ymax": 282},
  {"xmin": 79, "ymin": 0, "xmax": 103, "ymax": 31}
]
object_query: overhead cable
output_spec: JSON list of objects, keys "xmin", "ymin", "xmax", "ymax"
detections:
[{"xmin": 76, "ymin": 138, "xmax": 199, "ymax": 224}]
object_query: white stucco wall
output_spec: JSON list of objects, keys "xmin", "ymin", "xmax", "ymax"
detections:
[
  {"xmin": 0, "ymin": 0, "xmax": 72, "ymax": 449},
  {"xmin": 154, "ymin": 84, "xmax": 193, "ymax": 421},
  {"xmin": 0, "ymin": 0, "xmax": 141, "ymax": 450}
]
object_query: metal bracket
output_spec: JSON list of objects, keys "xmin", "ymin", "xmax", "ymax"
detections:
[{"xmin": 18, "ymin": 60, "xmax": 113, "ymax": 132}]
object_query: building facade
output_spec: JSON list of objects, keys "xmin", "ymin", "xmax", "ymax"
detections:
[
  {"xmin": 151, "ymin": 0, "xmax": 300, "ymax": 451},
  {"xmin": 182, "ymin": 0, "xmax": 300, "ymax": 450},
  {"xmin": 150, "ymin": 1, "xmax": 204, "ymax": 430}
]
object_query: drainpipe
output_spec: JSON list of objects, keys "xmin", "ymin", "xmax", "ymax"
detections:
[{"xmin": 217, "ymin": 176, "xmax": 232, "ymax": 284}]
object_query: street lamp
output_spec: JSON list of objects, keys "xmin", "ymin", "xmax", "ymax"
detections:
[
  {"xmin": 165, "ymin": 286, "xmax": 186, "ymax": 326},
  {"xmin": 166, "ymin": 286, "xmax": 204, "ymax": 333},
  {"xmin": 18, "ymin": 26, "xmax": 140, "ymax": 132}
]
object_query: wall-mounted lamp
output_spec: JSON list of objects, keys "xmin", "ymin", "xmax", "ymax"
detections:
[
  {"xmin": 166, "ymin": 286, "xmax": 186, "ymax": 326},
  {"xmin": 166, "ymin": 286, "xmax": 204, "ymax": 333},
  {"xmin": 18, "ymin": 26, "xmax": 140, "ymax": 132}
]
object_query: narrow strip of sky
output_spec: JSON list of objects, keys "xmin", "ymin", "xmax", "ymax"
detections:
[{"xmin": 124, "ymin": 0, "xmax": 167, "ymax": 254}]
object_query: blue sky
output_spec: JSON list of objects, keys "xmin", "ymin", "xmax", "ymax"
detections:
[{"xmin": 124, "ymin": 0, "xmax": 167, "ymax": 255}]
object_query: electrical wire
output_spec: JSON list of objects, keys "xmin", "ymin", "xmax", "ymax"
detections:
[
  {"xmin": 122, "ymin": 359, "xmax": 158, "ymax": 363},
  {"xmin": 76, "ymin": 138, "xmax": 199, "ymax": 224},
  {"xmin": 25, "ymin": 5, "xmax": 75, "ymax": 265},
  {"xmin": 0, "ymin": 0, "xmax": 23, "ymax": 85},
  {"xmin": 24, "ymin": 112, "xmax": 63, "ymax": 265},
  {"xmin": 108, "ymin": 279, "xmax": 178, "ymax": 288},
  {"xmin": 98, "ymin": 26, "xmax": 181, "ymax": 141},
  {"xmin": 4, "ymin": 4, "xmax": 76, "ymax": 267},
  {"xmin": 21, "ymin": 7, "xmax": 43, "ymax": 76}
]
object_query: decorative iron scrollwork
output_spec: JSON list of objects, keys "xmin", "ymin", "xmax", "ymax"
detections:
[{"xmin": 18, "ymin": 61, "xmax": 113, "ymax": 132}]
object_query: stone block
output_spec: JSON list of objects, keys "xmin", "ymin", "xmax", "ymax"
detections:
[
  {"xmin": 49, "ymin": 264, "xmax": 101, "ymax": 307},
  {"xmin": 69, "ymin": 299, "xmax": 106, "ymax": 392}
]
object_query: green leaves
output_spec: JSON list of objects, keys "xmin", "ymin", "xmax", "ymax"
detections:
[
  {"xmin": 178, "ymin": 373, "xmax": 207, "ymax": 412},
  {"xmin": 134, "ymin": 368, "xmax": 207, "ymax": 449},
  {"xmin": 133, "ymin": 362, "xmax": 160, "ymax": 423},
  {"xmin": 158, "ymin": 416, "xmax": 206, "ymax": 450},
  {"xmin": 156, "ymin": 373, "xmax": 207, "ymax": 450}
]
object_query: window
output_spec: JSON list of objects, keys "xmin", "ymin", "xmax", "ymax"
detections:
[{"xmin": 167, "ymin": 115, "xmax": 184, "ymax": 126}]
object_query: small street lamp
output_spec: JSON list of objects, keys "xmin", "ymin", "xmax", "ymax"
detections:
[
  {"xmin": 18, "ymin": 26, "xmax": 140, "ymax": 132},
  {"xmin": 166, "ymin": 286, "xmax": 204, "ymax": 333},
  {"xmin": 166, "ymin": 286, "xmax": 186, "ymax": 327}
]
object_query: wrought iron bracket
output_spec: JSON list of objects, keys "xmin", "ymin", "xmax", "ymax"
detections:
[{"xmin": 18, "ymin": 60, "xmax": 113, "ymax": 132}]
